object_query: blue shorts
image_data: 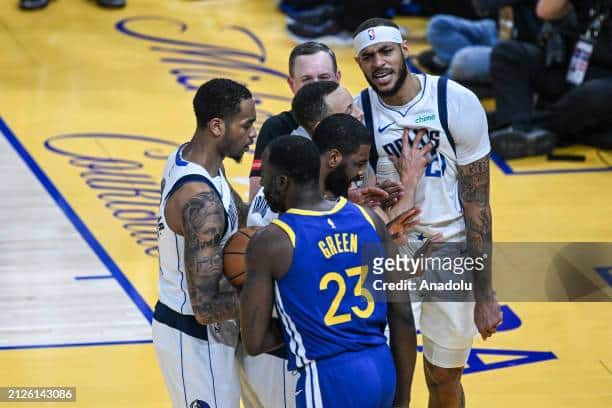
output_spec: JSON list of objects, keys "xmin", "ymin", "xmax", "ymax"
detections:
[{"xmin": 295, "ymin": 344, "xmax": 396, "ymax": 408}]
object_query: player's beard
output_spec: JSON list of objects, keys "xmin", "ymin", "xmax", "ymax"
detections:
[
  {"xmin": 366, "ymin": 60, "xmax": 408, "ymax": 98},
  {"xmin": 325, "ymin": 163, "xmax": 352, "ymax": 198},
  {"xmin": 264, "ymin": 180, "xmax": 286, "ymax": 214},
  {"xmin": 225, "ymin": 139, "xmax": 247, "ymax": 164},
  {"xmin": 228, "ymin": 151, "xmax": 244, "ymax": 163}
]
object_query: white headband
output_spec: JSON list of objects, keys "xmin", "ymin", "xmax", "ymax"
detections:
[{"xmin": 353, "ymin": 26, "xmax": 403, "ymax": 56}]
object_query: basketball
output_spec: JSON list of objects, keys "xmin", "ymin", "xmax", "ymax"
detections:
[{"xmin": 223, "ymin": 227, "xmax": 259, "ymax": 288}]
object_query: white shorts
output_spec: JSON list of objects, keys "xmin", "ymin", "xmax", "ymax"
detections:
[
  {"xmin": 422, "ymin": 334, "xmax": 471, "ymax": 369},
  {"xmin": 383, "ymin": 300, "xmax": 474, "ymax": 369},
  {"xmin": 411, "ymin": 299, "xmax": 477, "ymax": 349},
  {"xmin": 236, "ymin": 342, "xmax": 297, "ymax": 408},
  {"xmin": 152, "ymin": 319, "xmax": 240, "ymax": 408},
  {"xmin": 400, "ymin": 232, "xmax": 477, "ymax": 367}
]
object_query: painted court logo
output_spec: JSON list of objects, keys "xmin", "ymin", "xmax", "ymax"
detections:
[{"xmin": 368, "ymin": 28, "xmax": 376, "ymax": 40}]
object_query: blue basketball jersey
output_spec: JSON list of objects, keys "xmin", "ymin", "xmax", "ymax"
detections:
[{"xmin": 272, "ymin": 197, "xmax": 388, "ymax": 370}]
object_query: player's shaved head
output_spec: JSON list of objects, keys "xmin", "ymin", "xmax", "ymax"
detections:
[
  {"xmin": 312, "ymin": 113, "xmax": 371, "ymax": 156},
  {"xmin": 265, "ymin": 136, "xmax": 321, "ymax": 185}
]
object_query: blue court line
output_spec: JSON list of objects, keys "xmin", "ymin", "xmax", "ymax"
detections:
[
  {"xmin": 74, "ymin": 275, "xmax": 114, "ymax": 280},
  {"xmin": 0, "ymin": 339, "xmax": 152, "ymax": 351},
  {"xmin": 0, "ymin": 117, "xmax": 153, "ymax": 325},
  {"xmin": 491, "ymin": 151, "xmax": 612, "ymax": 175},
  {"xmin": 595, "ymin": 266, "xmax": 612, "ymax": 286},
  {"xmin": 490, "ymin": 152, "xmax": 514, "ymax": 175}
]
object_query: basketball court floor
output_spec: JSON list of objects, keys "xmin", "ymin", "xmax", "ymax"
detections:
[{"xmin": 0, "ymin": 1, "xmax": 610, "ymax": 406}]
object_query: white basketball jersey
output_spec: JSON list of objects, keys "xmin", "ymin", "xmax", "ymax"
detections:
[
  {"xmin": 157, "ymin": 144, "xmax": 239, "ymax": 315},
  {"xmin": 355, "ymin": 74, "xmax": 490, "ymax": 242}
]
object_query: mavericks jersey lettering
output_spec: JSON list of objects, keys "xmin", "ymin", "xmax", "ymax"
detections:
[
  {"xmin": 157, "ymin": 143, "xmax": 238, "ymax": 315},
  {"xmin": 272, "ymin": 197, "xmax": 387, "ymax": 370}
]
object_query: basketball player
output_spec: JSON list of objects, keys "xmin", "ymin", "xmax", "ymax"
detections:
[
  {"xmin": 240, "ymin": 80, "xmax": 366, "ymax": 408},
  {"xmin": 249, "ymin": 42, "xmax": 341, "ymax": 199},
  {"xmin": 352, "ymin": 18, "xmax": 502, "ymax": 407},
  {"xmin": 241, "ymin": 136, "xmax": 418, "ymax": 407},
  {"xmin": 153, "ymin": 78, "xmax": 255, "ymax": 408},
  {"xmin": 242, "ymin": 114, "xmax": 431, "ymax": 408},
  {"xmin": 312, "ymin": 113, "xmax": 438, "ymax": 228}
]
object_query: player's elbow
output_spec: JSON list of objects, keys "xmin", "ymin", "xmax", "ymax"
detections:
[
  {"xmin": 462, "ymin": 201, "xmax": 491, "ymax": 218},
  {"xmin": 194, "ymin": 312, "xmax": 214, "ymax": 326},
  {"xmin": 193, "ymin": 308, "xmax": 226, "ymax": 326}
]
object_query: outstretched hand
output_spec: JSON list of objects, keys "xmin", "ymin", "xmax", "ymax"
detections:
[
  {"xmin": 386, "ymin": 207, "xmax": 421, "ymax": 246},
  {"xmin": 348, "ymin": 186, "xmax": 389, "ymax": 207},
  {"xmin": 377, "ymin": 179, "xmax": 405, "ymax": 210},
  {"xmin": 390, "ymin": 128, "xmax": 433, "ymax": 188}
]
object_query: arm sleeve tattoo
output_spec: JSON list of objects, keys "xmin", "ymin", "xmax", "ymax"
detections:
[
  {"xmin": 458, "ymin": 154, "xmax": 494, "ymax": 300},
  {"xmin": 182, "ymin": 190, "xmax": 238, "ymax": 325}
]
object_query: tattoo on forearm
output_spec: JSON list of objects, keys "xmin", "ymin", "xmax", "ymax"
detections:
[
  {"xmin": 182, "ymin": 191, "xmax": 238, "ymax": 323},
  {"xmin": 459, "ymin": 155, "xmax": 493, "ymax": 295}
]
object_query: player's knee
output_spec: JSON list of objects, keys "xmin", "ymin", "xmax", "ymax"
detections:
[{"xmin": 424, "ymin": 360, "xmax": 462, "ymax": 387}]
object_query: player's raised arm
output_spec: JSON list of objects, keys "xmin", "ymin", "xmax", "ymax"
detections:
[
  {"xmin": 240, "ymin": 225, "xmax": 289, "ymax": 355},
  {"xmin": 182, "ymin": 185, "xmax": 239, "ymax": 325},
  {"xmin": 366, "ymin": 207, "xmax": 417, "ymax": 407},
  {"xmin": 387, "ymin": 128, "xmax": 433, "ymax": 221}
]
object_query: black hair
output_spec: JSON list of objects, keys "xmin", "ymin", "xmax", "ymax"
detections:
[
  {"xmin": 352, "ymin": 18, "xmax": 400, "ymax": 38},
  {"xmin": 288, "ymin": 41, "xmax": 338, "ymax": 77},
  {"xmin": 193, "ymin": 78, "xmax": 252, "ymax": 129},
  {"xmin": 291, "ymin": 81, "xmax": 340, "ymax": 131},
  {"xmin": 312, "ymin": 113, "xmax": 371, "ymax": 156},
  {"xmin": 266, "ymin": 135, "xmax": 320, "ymax": 185}
]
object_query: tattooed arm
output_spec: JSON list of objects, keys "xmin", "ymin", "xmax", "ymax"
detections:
[
  {"xmin": 458, "ymin": 155, "xmax": 502, "ymax": 340},
  {"xmin": 182, "ymin": 187, "xmax": 239, "ymax": 325}
]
